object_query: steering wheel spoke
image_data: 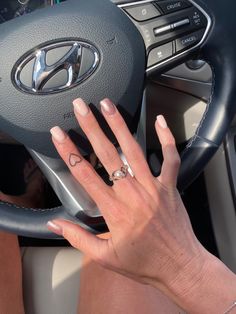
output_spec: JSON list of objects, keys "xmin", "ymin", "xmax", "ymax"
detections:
[{"xmin": 28, "ymin": 148, "xmax": 101, "ymax": 219}]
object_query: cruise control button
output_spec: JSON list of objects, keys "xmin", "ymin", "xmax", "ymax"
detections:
[
  {"xmin": 172, "ymin": 18, "xmax": 190, "ymax": 29},
  {"xmin": 154, "ymin": 24, "xmax": 172, "ymax": 36},
  {"xmin": 124, "ymin": 4, "xmax": 161, "ymax": 22},
  {"xmin": 154, "ymin": 18, "xmax": 190, "ymax": 36},
  {"xmin": 175, "ymin": 29, "xmax": 205, "ymax": 52},
  {"xmin": 147, "ymin": 42, "xmax": 173, "ymax": 67},
  {"xmin": 155, "ymin": 0, "xmax": 191, "ymax": 14}
]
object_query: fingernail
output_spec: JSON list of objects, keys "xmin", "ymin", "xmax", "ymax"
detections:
[
  {"xmin": 100, "ymin": 98, "xmax": 116, "ymax": 115},
  {"xmin": 47, "ymin": 221, "xmax": 63, "ymax": 236},
  {"xmin": 73, "ymin": 98, "xmax": 89, "ymax": 116},
  {"xmin": 50, "ymin": 126, "xmax": 67, "ymax": 143},
  {"xmin": 156, "ymin": 115, "xmax": 167, "ymax": 129}
]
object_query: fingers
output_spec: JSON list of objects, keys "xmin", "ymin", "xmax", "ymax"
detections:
[
  {"xmin": 72, "ymin": 99, "xmax": 135, "ymax": 193},
  {"xmin": 50, "ymin": 126, "xmax": 114, "ymax": 213},
  {"xmin": 47, "ymin": 220, "xmax": 113, "ymax": 266},
  {"xmin": 155, "ymin": 116, "xmax": 181, "ymax": 188},
  {"xmin": 100, "ymin": 98, "xmax": 154, "ymax": 187},
  {"xmin": 72, "ymin": 99, "xmax": 133, "ymax": 186}
]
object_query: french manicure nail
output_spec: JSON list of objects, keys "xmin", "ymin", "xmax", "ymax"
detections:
[
  {"xmin": 50, "ymin": 126, "xmax": 67, "ymax": 143},
  {"xmin": 100, "ymin": 98, "xmax": 116, "ymax": 115},
  {"xmin": 47, "ymin": 221, "xmax": 63, "ymax": 236},
  {"xmin": 73, "ymin": 98, "xmax": 89, "ymax": 116},
  {"xmin": 156, "ymin": 115, "xmax": 167, "ymax": 129}
]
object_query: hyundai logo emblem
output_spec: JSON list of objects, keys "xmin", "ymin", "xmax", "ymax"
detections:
[{"xmin": 12, "ymin": 40, "xmax": 100, "ymax": 94}]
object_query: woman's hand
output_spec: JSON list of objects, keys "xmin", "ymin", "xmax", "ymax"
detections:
[
  {"xmin": 47, "ymin": 98, "xmax": 235, "ymax": 313},
  {"xmin": 48, "ymin": 98, "xmax": 206, "ymax": 285}
]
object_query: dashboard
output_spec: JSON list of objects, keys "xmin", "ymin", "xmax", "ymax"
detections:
[{"xmin": 0, "ymin": 0, "xmax": 66, "ymax": 24}]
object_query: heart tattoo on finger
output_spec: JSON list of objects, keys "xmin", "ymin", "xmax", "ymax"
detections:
[{"xmin": 69, "ymin": 153, "xmax": 82, "ymax": 167}]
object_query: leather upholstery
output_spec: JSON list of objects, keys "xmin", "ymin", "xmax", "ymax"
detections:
[
  {"xmin": 178, "ymin": 0, "xmax": 236, "ymax": 190},
  {"xmin": 22, "ymin": 247, "xmax": 83, "ymax": 314},
  {"xmin": 0, "ymin": 201, "xmax": 103, "ymax": 238}
]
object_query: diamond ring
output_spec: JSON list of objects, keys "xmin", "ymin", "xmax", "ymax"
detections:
[{"xmin": 109, "ymin": 165, "xmax": 129, "ymax": 182}]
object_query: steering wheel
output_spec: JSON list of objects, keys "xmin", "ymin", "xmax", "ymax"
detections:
[{"xmin": 0, "ymin": 0, "xmax": 235, "ymax": 238}]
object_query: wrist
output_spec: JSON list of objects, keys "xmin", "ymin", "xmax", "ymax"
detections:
[{"xmin": 165, "ymin": 250, "xmax": 236, "ymax": 314}]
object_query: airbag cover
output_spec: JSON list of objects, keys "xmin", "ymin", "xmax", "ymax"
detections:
[{"xmin": 0, "ymin": 0, "xmax": 145, "ymax": 156}]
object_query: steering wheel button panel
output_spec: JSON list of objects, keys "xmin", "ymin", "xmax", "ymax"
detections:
[
  {"xmin": 175, "ymin": 29, "xmax": 205, "ymax": 52},
  {"xmin": 119, "ymin": 0, "xmax": 210, "ymax": 73},
  {"xmin": 124, "ymin": 3, "xmax": 161, "ymax": 21},
  {"xmin": 155, "ymin": 0, "xmax": 192, "ymax": 14},
  {"xmin": 147, "ymin": 42, "xmax": 173, "ymax": 67}
]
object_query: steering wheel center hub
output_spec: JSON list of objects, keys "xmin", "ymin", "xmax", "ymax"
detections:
[{"xmin": 0, "ymin": 0, "xmax": 145, "ymax": 156}]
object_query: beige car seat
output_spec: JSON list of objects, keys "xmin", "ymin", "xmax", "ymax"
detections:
[{"xmin": 21, "ymin": 247, "xmax": 83, "ymax": 314}]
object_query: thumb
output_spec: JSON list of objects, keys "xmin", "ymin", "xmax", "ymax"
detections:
[{"xmin": 47, "ymin": 219, "xmax": 110, "ymax": 264}]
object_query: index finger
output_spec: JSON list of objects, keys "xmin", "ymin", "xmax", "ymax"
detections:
[{"xmin": 50, "ymin": 126, "xmax": 116, "ymax": 223}]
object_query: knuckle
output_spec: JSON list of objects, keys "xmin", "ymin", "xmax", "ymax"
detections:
[
  {"xmin": 172, "ymin": 153, "xmax": 181, "ymax": 168},
  {"xmin": 164, "ymin": 142, "xmax": 179, "ymax": 157},
  {"xmin": 127, "ymin": 144, "xmax": 143, "ymax": 163},
  {"xmin": 165, "ymin": 137, "xmax": 176, "ymax": 147},
  {"xmin": 127, "ymin": 150, "xmax": 138, "ymax": 163},
  {"xmin": 168, "ymin": 130, "xmax": 176, "ymax": 143},
  {"xmin": 82, "ymin": 117, "xmax": 99, "ymax": 136},
  {"xmin": 77, "ymin": 163, "xmax": 95, "ymax": 184},
  {"xmin": 97, "ymin": 146, "xmax": 118, "ymax": 165},
  {"xmin": 114, "ymin": 114, "xmax": 126, "ymax": 130},
  {"xmin": 64, "ymin": 230, "xmax": 81, "ymax": 250}
]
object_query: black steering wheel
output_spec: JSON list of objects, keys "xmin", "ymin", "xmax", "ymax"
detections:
[{"xmin": 0, "ymin": 0, "xmax": 235, "ymax": 238}]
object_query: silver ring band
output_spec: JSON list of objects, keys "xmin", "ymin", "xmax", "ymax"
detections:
[{"xmin": 109, "ymin": 165, "xmax": 129, "ymax": 182}]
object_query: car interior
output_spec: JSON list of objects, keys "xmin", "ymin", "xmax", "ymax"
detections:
[{"xmin": 0, "ymin": 0, "xmax": 236, "ymax": 313}]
